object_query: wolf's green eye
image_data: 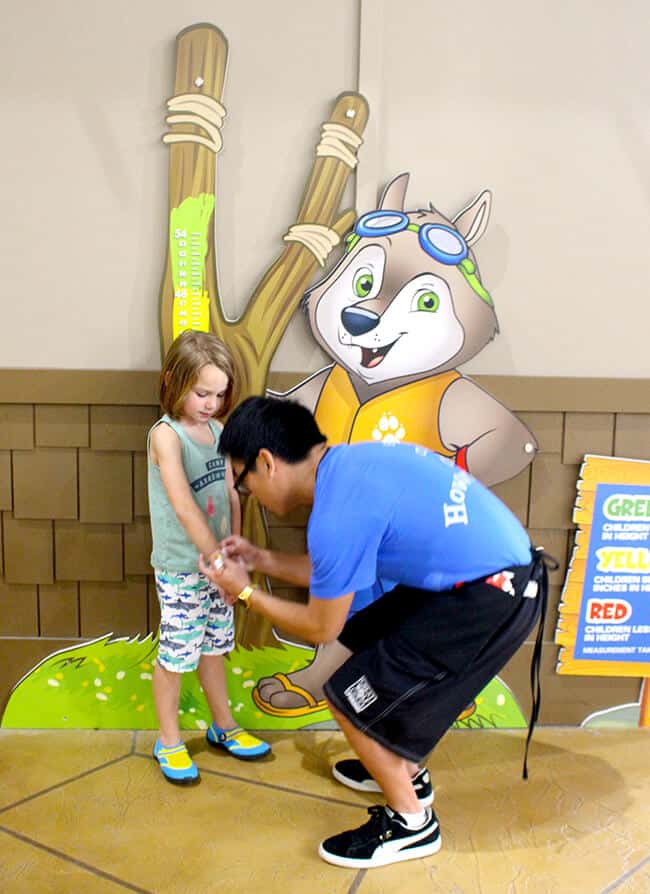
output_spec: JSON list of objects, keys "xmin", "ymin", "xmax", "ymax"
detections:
[
  {"xmin": 416, "ymin": 290, "xmax": 440, "ymax": 312},
  {"xmin": 352, "ymin": 268, "xmax": 374, "ymax": 298}
]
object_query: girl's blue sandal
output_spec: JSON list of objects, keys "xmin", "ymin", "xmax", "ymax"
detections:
[
  {"xmin": 153, "ymin": 739, "xmax": 200, "ymax": 785},
  {"xmin": 206, "ymin": 723, "xmax": 271, "ymax": 761}
]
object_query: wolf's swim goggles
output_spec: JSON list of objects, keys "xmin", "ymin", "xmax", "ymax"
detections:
[{"xmin": 345, "ymin": 210, "xmax": 494, "ymax": 308}]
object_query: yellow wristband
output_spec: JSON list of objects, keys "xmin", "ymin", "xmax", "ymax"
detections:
[{"xmin": 237, "ymin": 585, "xmax": 254, "ymax": 608}]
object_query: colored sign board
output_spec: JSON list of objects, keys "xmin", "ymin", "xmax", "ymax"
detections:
[{"xmin": 556, "ymin": 455, "xmax": 650, "ymax": 676}]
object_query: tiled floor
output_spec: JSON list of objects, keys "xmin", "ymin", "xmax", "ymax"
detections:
[{"xmin": 0, "ymin": 727, "xmax": 649, "ymax": 893}]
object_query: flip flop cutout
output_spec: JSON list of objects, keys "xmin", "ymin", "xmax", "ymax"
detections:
[{"xmin": 252, "ymin": 673, "xmax": 329, "ymax": 718}]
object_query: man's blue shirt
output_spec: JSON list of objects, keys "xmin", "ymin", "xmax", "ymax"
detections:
[{"xmin": 308, "ymin": 442, "xmax": 531, "ymax": 601}]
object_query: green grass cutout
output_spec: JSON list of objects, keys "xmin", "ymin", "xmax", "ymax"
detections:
[{"xmin": 1, "ymin": 635, "xmax": 526, "ymax": 730}]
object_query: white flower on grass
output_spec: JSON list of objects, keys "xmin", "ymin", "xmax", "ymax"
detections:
[
  {"xmin": 195, "ymin": 719, "xmax": 208, "ymax": 730},
  {"xmin": 96, "ymin": 693, "xmax": 108, "ymax": 701},
  {"xmin": 242, "ymin": 680, "xmax": 255, "ymax": 688},
  {"xmin": 47, "ymin": 679, "xmax": 60, "ymax": 687},
  {"xmin": 94, "ymin": 678, "xmax": 102, "ymax": 687},
  {"xmin": 139, "ymin": 673, "xmax": 152, "ymax": 681},
  {"xmin": 116, "ymin": 671, "xmax": 126, "ymax": 680},
  {"xmin": 496, "ymin": 694, "xmax": 506, "ymax": 707}
]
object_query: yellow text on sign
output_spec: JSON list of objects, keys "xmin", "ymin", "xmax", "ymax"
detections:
[{"xmin": 596, "ymin": 547, "xmax": 650, "ymax": 573}]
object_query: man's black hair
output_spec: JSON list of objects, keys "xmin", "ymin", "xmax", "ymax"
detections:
[{"xmin": 220, "ymin": 396, "xmax": 326, "ymax": 464}]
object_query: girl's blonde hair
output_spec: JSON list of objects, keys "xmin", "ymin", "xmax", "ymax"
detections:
[{"xmin": 159, "ymin": 330, "xmax": 238, "ymax": 420}]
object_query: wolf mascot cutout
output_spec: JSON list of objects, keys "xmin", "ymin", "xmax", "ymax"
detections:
[{"xmin": 255, "ymin": 173, "xmax": 537, "ymax": 719}]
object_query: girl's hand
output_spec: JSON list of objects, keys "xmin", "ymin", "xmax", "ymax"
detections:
[
  {"xmin": 198, "ymin": 552, "xmax": 251, "ymax": 602},
  {"xmin": 219, "ymin": 535, "xmax": 262, "ymax": 572}
]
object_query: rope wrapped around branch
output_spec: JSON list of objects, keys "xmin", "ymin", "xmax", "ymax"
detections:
[
  {"xmin": 162, "ymin": 93, "xmax": 227, "ymax": 154},
  {"xmin": 316, "ymin": 122, "xmax": 363, "ymax": 168},
  {"xmin": 282, "ymin": 224, "xmax": 341, "ymax": 267}
]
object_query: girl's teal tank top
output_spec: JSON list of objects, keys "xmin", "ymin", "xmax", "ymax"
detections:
[{"xmin": 147, "ymin": 414, "xmax": 231, "ymax": 573}]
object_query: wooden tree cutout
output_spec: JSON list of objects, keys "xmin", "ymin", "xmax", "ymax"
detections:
[{"xmin": 158, "ymin": 23, "xmax": 369, "ymax": 646}]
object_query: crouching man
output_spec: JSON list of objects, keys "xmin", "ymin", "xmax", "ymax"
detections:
[{"xmin": 198, "ymin": 396, "xmax": 548, "ymax": 870}]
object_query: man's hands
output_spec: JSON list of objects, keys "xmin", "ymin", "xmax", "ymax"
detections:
[
  {"xmin": 198, "ymin": 551, "xmax": 251, "ymax": 605},
  {"xmin": 199, "ymin": 535, "xmax": 262, "ymax": 605},
  {"xmin": 199, "ymin": 535, "xmax": 353, "ymax": 643},
  {"xmin": 219, "ymin": 535, "xmax": 264, "ymax": 572}
]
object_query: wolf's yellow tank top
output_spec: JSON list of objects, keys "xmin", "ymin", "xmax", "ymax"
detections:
[{"xmin": 314, "ymin": 365, "xmax": 460, "ymax": 454}]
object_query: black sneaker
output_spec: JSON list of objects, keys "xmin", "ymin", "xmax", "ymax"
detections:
[
  {"xmin": 332, "ymin": 759, "xmax": 434, "ymax": 807},
  {"xmin": 319, "ymin": 805, "xmax": 441, "ymax": 868}
]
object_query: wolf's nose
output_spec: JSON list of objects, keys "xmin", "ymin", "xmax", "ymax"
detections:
[{"xmin": 341, "ymin": 306, "xmax": 380, "ymax": 335}]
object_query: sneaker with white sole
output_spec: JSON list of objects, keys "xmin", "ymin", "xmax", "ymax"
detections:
[
  {"xmin": 319, "ymin": 805, "xmax": 441, "ymax": 868},
  {"xmin": 332, "ymin": 759, "xmax": 433, "ymax": 807}
]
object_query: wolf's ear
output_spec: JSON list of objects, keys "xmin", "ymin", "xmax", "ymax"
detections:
[
  {"xmin": 379, "ymin": 173, "xmax": 410, "ymax": 211},
  {"xmin": 452, "ymin": 190, "xmax": 492, "ymax": 246}
]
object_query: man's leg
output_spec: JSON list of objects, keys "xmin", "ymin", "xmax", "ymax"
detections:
[
  {"xmin": 328, "ymin": 702, "xmax": 420, "ymax": 814},
  {"xmin": 319, "ymin": 695, "xmax": 441, "ymax": 869},
  {"xmin": 318, "ymin": 703, "xmax": 441, "ymax": 869}
]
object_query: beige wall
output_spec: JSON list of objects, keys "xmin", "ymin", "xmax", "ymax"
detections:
[
  {"xmin": 1, "ymin": 1, "xmax": 649, "ymax": 376},
  {"xmin": 0, "ymin": 0, "xmax": 355, "ymax": 371},
  {"xmin": 356, "ymin": 0, "xmax": 650, "ymax": 378}
]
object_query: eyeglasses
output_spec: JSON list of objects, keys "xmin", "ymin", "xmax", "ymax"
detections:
[
  {"xmin": 233, "ymin": 454, "xmax": 258, "ymax": 495},
  {"xmin": 344, "ymin": 211, "xmax": 493, "ymax": 307}
]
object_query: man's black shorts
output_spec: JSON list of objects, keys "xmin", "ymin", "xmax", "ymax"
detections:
[{"xmin": 323, "ymin": 557, "xmax": 543, "ymax": 762}]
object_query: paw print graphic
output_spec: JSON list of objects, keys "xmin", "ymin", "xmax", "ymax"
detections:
[{"xmin": 372, "ymin": 413, "xmax": 406, "ymax": 444}]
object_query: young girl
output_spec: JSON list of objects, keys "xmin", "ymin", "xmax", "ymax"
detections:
[{"xmin": 148, "ymin": 329, "xmax": 270, "ymax": 785}]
